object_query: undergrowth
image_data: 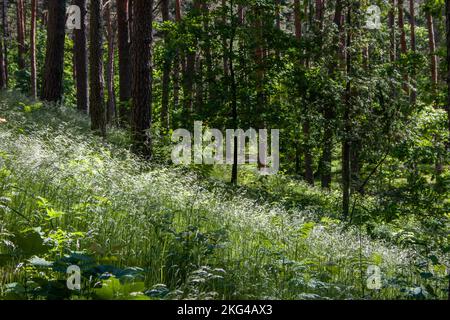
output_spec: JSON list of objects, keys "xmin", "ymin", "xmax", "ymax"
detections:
[{"xmin": 0, "ymin": 91, "xmax": 448, "ymax": 300}]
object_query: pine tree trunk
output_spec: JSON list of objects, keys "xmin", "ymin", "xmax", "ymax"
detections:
[
  {"xmin": 202, "ymin": 1, "xmax": 214, "ymax": 106},
  {"xmin": 195, "ymin": 55, "xmax": 203, "ymax": 113},
  {"xmin": 446, "ymin": 5, "xmax": 450, "ymax": 300},
  {"xmin": 229, "ymin": 0, "xmax": 238, "ymax": 185},
  {"xmin": 0, "ymin": 29, "xmax": 5, "ymax": 88},
  {"xmin": 105, "ymin": 1, "xmax": 116, "ymax": 125},
  {"xmin": 89, "ymin": 0, "xmax": 106, "ymax": 135},
  {"xmin": 0, "ymin": 0, "xmax": 6, "ymax": 89},
  {"xmin": 30, "ymin": 0, "xmax": 37, "ymax": 99},
  {"xmin": 222, "ymin": 0, "xmax": 229, "ymax": 78},
  {"xmin": 2, "ymin": 0, "xmax": 8, "ymax": 87},
  {"xmin": 184, "ymin": 0, "xmax": 201, "ymax": 115},
  {"xmin": 131, "ymin": 0, "xmax": 153, "ymax": 157},
  {"xmin": 389, "ymin": 0, "xmax": 396, "ymax": 63},
  {"xmin": 161, "ymin": 0, "xmax": 171, "ymax": 131},
  {"xmin": 410, "ymin": 0, "xmax": 416, "ymax": 104},
  {"xmin": 41, "ymin": 0, "xmax": 66, "ymax": 102},
  {"xmin": 172, "ymin": 0, "xmax": 182, "ymax": 111},
  {"xmin": 446, "ymin": 0, "xmax": 450, "ymax": 154},
  {"xmin": 294, "ymin": 0, "xmax": 302, "ymax": 39},
  {"xmin": 398, "ymin": 0, "xmax": 408, "ymax": 93},
  {"xmin": 319, "ymin": 0, "xmax": 343, "ymax": 189},
  {"xmin": 16, "ymin": 0, "xmax": 26, "ymax": 70},
  {"xmin": 73, "ymin": 0, "xmax": 88, "ymax": 112},
  {"xmin": 342, "ymin": 4, "xmax": 352, "ymax": 219},
  {"xmin": 427, "ymin": 12, "xmax": 438, "ymax": 92},
  {"xmin": 302, "ymin": 1, "xmax": 314, "ymax": 185},
  {"xmin": 117, "ymin": 0, "xmax": 132, "ymax": 125}
]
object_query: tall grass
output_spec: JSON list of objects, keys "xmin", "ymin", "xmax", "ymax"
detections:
[{"xmin": 0, "ymin": 91, "xmax": 447, "ymax": 299}]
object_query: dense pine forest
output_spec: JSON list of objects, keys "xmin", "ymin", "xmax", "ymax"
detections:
[{"xmin": 0, "ymin": 0, "xmax": 448, "ymax": 300}]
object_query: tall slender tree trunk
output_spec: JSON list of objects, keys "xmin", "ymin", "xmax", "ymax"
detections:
[
  {"xmin": 274, "ymin": 0, "xmax": 281, "ymax": 59},
  {"xmin": 172, "ymin": 0, "xmax": 182, "ymax": 111},
  {"xmin": 195, "ymin": 54, "xmax": 204, "ymax": 112},
  {"xmin": 427, "ymin": 12, "xmax": 438, "ymax": 93},
  {"xmin": 2, "ymin": 0, "xmax": 8, "ymax": 87},
  {"xmin": 398, "ymin": 0, "xmax": 408, "ymax": 93},
  {"xmin": 195, "ymin": 1, "xmax": 206, "ymax": 113},
  {"xmin": 232, "ymin": 3, "xmax": 246, "ymax": 183},
  {"xmin": 89, "ymin": 0, "xmax": 106, "ymax": 135},
  {"xmin": 254, "ymin": 6, "xmax": 266, "ymax": 144},
  {"xmin": 294, "ymin": 0, "xmax": 302, "ymax": 39},
  {"xmin": 410, "ymin": 0, "xmax": 416, "ymax": 104},
  {"xmin": 131, "ymin": 0, "xmax": 153, "ymax": 157},
  {"xmin": 161, "ymin": 0, "xmax": 171, "ymax": 131},
  {"xmin": 389, "ymin": 0, "xmax": 396, "ymax": 63},
  {"xmin": 447, "ymin": 2, "xmax": 450, "ymax": 299},
  {"xmin": 30, "ymin": 0, "xmax": 37, "ymax": 99},
  {"xmin": 342, "ymin": 4, "xmax": 352, "ymax": 219},
  {"xmin": 0, "ymin": 0, "xmax": 7, "ymax": 89},
  {"xmin": 319, "ymin": 0, "xmax": 343, "ymax": 189},
  {"xmin": 41, "ymin": 0, "xmax": 66, "ymax": 102},
  {"xmin": 105, "ymin": 1, "xmax": 116, "ymax": 125},
  {"xmin": 427, "ymin": 11, "xmax": 443, "ymax": 176},
  {"xmin": 302, "ymin": 1, "xmax": 314, "ymax": 185},
  {"xmin": 16, "ymin": 0, "xmax": 26, "ymax": 70},
  {"xmin": 183, "ymin": 0, "xmax": 201, "ymax": 115},
  {"xmin": 202, "ymin": 1, "xmax": 214, "ymax": 106},
  {"xmin": 229, "ymin": 3, "xmax": 238, "ymax": 185},
  {"xmin": 117, "ymin": 0, "xmax": 132, "ymax": 125},
  {"xmin": 0, "ymin": 27, "xmax": 5, "ymax": 88},
  {"xmin": 222, "ymin": 0, "xmax": 229, "ymax": 78},
  {"xmin": 73, "ymin": 0, "xmax": 88, "ymax": 112},
  {"xmin": 446, "ymin": 0, "xmax": 450, "ymax": 155}
]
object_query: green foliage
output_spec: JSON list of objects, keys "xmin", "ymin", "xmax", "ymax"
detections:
[
  {"xmin": 0, "ymin": 92, "xmax": 448, "ymax": 300},
  {"xmin": 1, "ymin": 0, "xmax": 450, "ymax": 300}
]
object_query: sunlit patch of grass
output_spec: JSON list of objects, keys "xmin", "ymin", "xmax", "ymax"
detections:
[{"xmin": 0, "ymin": 91, "xmax": 448, "ymax": 300}]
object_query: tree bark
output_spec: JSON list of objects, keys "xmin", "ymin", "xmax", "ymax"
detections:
[
  {"xmin": 172, "ymin": 0, "xmax": 182, "ymax": 110},
  {"xmin": 319, "ymin": 0, "xmax": 343, "ymax": 189},
  {"xmin": 229, "ymin": 0, "xmax": 238, "ymax": 185},
  {"xmin": 105, "ymin": 1, "xmax": 116, "ymax": 125},
  {"xmin": 161, "ymin": 0, "xmax": 171, "ymax": 131},
  {"xmin": 221, "ymin": 0, "xmax": 229, "ymax": 78},
  {"xmin": 89, "ymin": 0, "xmax": 106, "ymax": 135},
  {"xmin": 30, "ymin": 0, "xmax": 37, "ymax": 99},
  {"xmin": 202, "ymin": 1, "xmax": 214, "ymax": 106},
  {"xmin": 410, "ymin": 0, "xmax": 416, "ymax": 104},
  {"xmin": 294, "ymin": 0, "xmax": 302, "ymax": 40},
  {"xmin": 0, "ymin": 27, "xmax": 5, "ymax": 88},
  {"xmin": 16, "ymin": 0, "xmax": 26, "ymax": 70},
  {"xmin": 427, "ymin": 12, "xmax": 438, "ymax": 93},
  {"xmin": 342, "ymin": 4, "xmax": 352, "ymax": 219},
  {"xmin": 73, "ymin": 0, "xmax": 88, "ymax": 112},
  {"xmin": 398, "ymin": 0, "xmax": 408, "ymax": 93},
  {"xmin": 183, "ymin": 0, "xmax": 201, "ymax": 114},
  {"xmin": 131, "ymin": 0, "xmax": 153, "ymax": 157},
  {"xmin": 41, "ymin": 0, "xmax": 66, "ymax": 102},
  {"xmin": 2, "ymin": 0, "xmax": 8, "ymax": 87},
  {"xmin": 117, "ymin": 0, "xmax": 132, "ymax": 125},
  {"xmin": 446, "ymin": 0, "xmax": 450, "ymax": 153},
  {"xmin": 302, "ymin": 1, "xmax": 314, "ymax": 185},
  {"xmin": 389, "ymin": 0, "xmax": 396, "ymax": 63}
]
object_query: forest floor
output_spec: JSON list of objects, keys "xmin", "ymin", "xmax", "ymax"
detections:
[{"xmin": 0, "ymin": 91, "xmax": 448, "ymax": 300}]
